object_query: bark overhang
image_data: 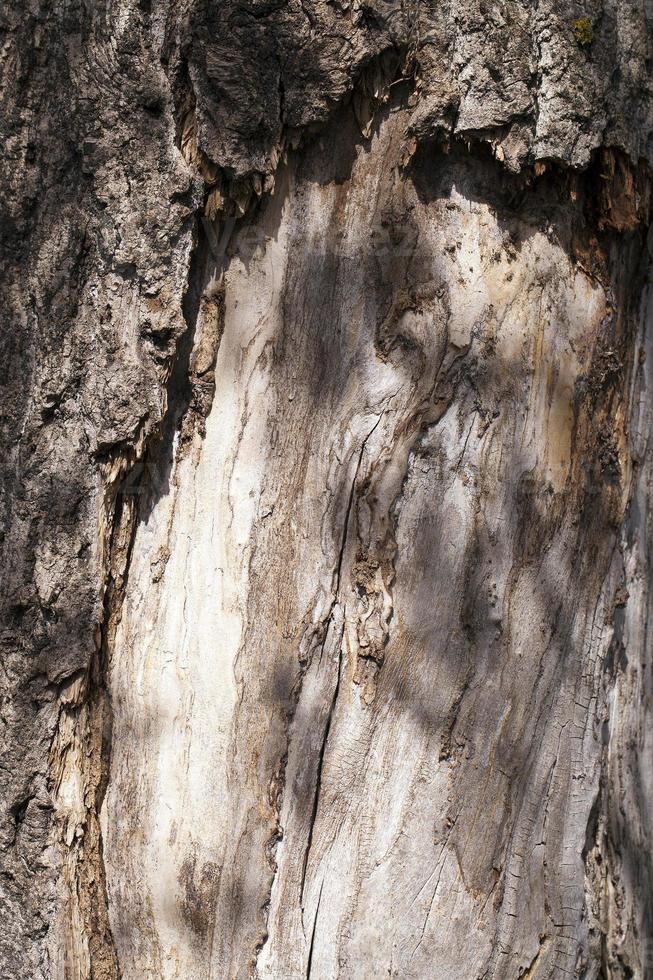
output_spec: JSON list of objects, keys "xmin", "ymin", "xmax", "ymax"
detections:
[
  {"xmin": 179, "ymin": 0, "xmax": 653, "ymax": 231},
  {"xmin": 186, "ymin": 0, "xmax": 653, "ymax": 177}
]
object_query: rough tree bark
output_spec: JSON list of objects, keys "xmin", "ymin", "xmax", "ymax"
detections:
[{"xmin": 1, "ymin": 2, "xmax": 653, "ymax": 978}]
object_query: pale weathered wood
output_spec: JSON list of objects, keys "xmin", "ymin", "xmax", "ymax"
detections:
[{"xmin": 1, "ymin": 2, "xmax": 652, "ymax": 978}]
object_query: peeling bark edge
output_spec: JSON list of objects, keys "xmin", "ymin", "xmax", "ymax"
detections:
[
  {"xmin": 63, "ymin": 93, "xmax": 653, "ymax": 979},
  {"xmin": 1, "ymin": 4, "xmax": 652, "ymax": 973}
]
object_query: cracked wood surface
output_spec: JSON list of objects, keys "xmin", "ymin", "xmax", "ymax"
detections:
[
  {"xmin": 1, "ymin": 1, "xmax": 653, "ymax": 977},
  {"xmin": 101, "ymin": 104, "xmax": 652, "ymax": 978}
]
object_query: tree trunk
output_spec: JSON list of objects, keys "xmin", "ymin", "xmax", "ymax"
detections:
[{"xmin": 1, "ymin": 3, "xmax": 652, "ymax": 978}]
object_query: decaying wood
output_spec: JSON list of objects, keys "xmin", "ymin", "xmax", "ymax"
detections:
[{"xmin": 1, "ymin": 2, "xmax": 652, "ymax": 978}]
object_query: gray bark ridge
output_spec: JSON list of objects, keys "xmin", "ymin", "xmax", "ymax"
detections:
[
  {"xmin": 0, "ymin": 1, "xmax": 651, "ymax": 978},
  {"xmin": 187, "ymin": 0, "xmax": 653, "ymax": 174}
]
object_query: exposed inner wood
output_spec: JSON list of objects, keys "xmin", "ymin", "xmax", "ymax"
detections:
[
  {"xmin": 92, "ymin": 104, "xmax": 651, "ymax": 978},
  {"xmin": 3, "ymin": 2, "xmax": 653, "ymax": 977}
]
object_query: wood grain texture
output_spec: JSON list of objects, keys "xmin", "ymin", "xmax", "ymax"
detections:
[
  {"xmin": 102, "ymin": 103, "xmax": 653, "ymax": 978},
  {"xmin": 1, "ymin": 1, "xmax": 652, "ymax": 977}
]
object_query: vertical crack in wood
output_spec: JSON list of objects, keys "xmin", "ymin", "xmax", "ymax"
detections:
[{"xmin": 305, "ymin": 878, "xmax": 324, "ymax": 980}]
